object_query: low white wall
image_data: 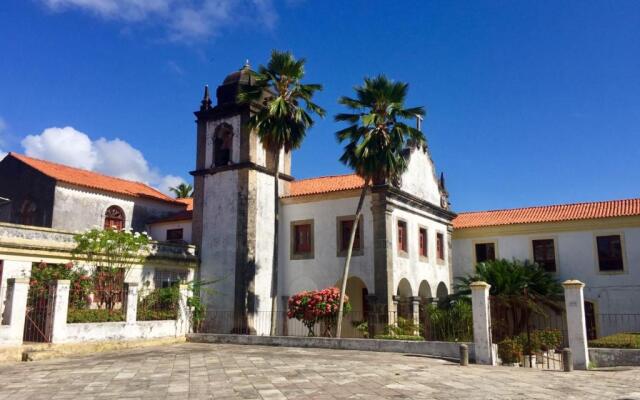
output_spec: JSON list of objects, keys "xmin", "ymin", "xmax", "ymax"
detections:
[
  {"xmin": 61, "ymin": 320, "xmax": 186, "ymax": 343},
  {"xmin": 188, "ymin": 333, "xmax": 475, "ymax": 361}
]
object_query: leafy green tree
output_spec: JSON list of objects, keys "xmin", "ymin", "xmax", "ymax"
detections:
[
  {"xmin": 454, "ymin": 259, "xmax": 563, "ymax": 337},
  {"xmin": 334, "ymin": 75, "xmax": 425, "ymax": 337},
  {"xmin": 238, "ymin": 50, "xmax": 325, "ymax": 335},
  {"xmin": 170, "ymin": 183, "xmax": 193, "ymax": 198}
]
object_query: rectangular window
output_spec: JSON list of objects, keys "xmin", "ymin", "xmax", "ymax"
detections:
[
  {"xmin": 419, "ymin": 228, "xmax": 428, "ymax": 258},
  {"xmin": 397, "ymin": 220, "xmax": 408, "ymax": 253},
  {"xmin": 154, "ymin": 269, "xmax": 188, "ymax": 289},
  {"xmin": 166, "ymin": 228, "xmax": 184, "ymax": 242},
  {"xmin": 474, "ymin": 242, "xmax": 495, "ymax": 264},
  {"xmin": 437, "ymin": 233, "xmax": 445, "ymax": 260},
  {"xmin": 532, "ymin": 239, "xmax": 556, "ymax": 272},
  {"xmin": 597, "ymin": 235, "xmax": 624, "ymax": 272},
  {"xmin": 291, "ymin": 220, "xmax": 314, "ymax": 259},
  {"xmin": 340, "ymin": 219, "xmax": 361, "ymax": 251}
]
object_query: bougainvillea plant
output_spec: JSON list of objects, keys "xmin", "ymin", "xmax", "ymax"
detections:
[{"xmin": 287, "ymin": 287, "xmax": 351, "ymax": 337}]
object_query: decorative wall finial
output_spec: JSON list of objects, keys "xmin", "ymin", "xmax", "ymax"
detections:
[
  {"xmin": 200, "ymin": 84, "xmax": 212, "ymax": 111},
  {"xmin": 243, "ymin": 59, "xmax": 251, "ymax": 69}
]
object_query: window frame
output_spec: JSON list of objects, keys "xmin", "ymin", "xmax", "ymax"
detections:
[
  {"xmin": 530, "ymin": 237, "xmax": 558, "ymax": 273},
  {"xmin": 594, "ymin": 233, "xmax": 626, "ymax": 274},
  {"xmin": 436, "ymin": 231, "xmax": 446, "ymax": 264},
  {"xmin": 104, "ymin": 205, "xmax": 125, "ymax": 231},
  {"xmin": 336, "ymin": 216, "xmax": 364, "ymax": 257},
  {"xmin": 290, "ymin": 219, "xmax": 314, "ymax": 260},
  {"xmin": 396, "ymin": 218, "xmax": 408, "ymax": 257},
  {"xmin": 472, "ymin": 239, "xmax": 497, "ymax": 266},
  {"xmin": 166, "ymin": 228, "xmax": 184, "ymax": 242},
  {"xmin": 418, "ymin": 226, "xmax": 428, "ymax": 262}
]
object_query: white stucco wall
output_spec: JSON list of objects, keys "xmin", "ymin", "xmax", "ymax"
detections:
[
  {"xmin": 389, "ymin": 203, "xmax": 452, "ymax": 299},
  {"xmin": 452, "ymin": 223, "xmax": 640, "ymax": 318},
  {"xmin": 254, "ymin": 172, "xmax": 276, "ymax": 314},
  {"xmin": 279, "ymin": 195, "xmax": 375, "ymax": 296},
  {"xmin": 399, "ymin": 147, "xmax": 442, "ymax": 206},
  {"xmin": 148, "ymin": 220, "xmax": 193, "ymax": 243},
  {"xmin": 199, "ymin": 170, "xmax": 239, "ymax": 312}
]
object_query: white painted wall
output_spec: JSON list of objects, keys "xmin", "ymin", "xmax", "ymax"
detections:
[
  {"xmin": 389, "ymin": 203, "xmax": 452, "ymax": 299},
  {"xmin": 148, "ymin": 220, "xmax": 193, "ymax": 243},
  {"xmin": 254, "ymin": 172, "xmax": 276, "ymax": 315},
  {"xmin": 279, "ymin": 195, "xmax": 375, "ymax": 296},
  {"xmin": 199, "ymin": 170, "xmax": 239, "ymax": 312},
  {"xmin": 399, "ymin": 147, "xmax": 442, "ymax": 206},
  {"xmin": 453, "ymin": 224, "xmax": 640, "ymax": 319}
]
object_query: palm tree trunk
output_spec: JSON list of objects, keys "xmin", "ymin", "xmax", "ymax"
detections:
[
  {"xmin": 336, "ymin": 179, "xmax": 370, "ymax": 338},
  {"xmin": 269, "ymin": 150, "xmax": 281, "ymax": 336}
]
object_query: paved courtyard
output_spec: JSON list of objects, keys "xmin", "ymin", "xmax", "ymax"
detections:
[{"xmin": 0, "ymin": 343, "xmax": 639, "ymax": 400}]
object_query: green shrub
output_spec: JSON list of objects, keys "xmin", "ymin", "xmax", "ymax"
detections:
[
  {"xmin": 498, "ymin": 337, "xmax": 523, "ymax": 364},
  {"xmin": 536, "ymin": 329, "xmax": 562, "ymax": 351},
  {"xmin": 384, "ymin": 317, "xmax": 422, "ymax": 337},
  {"xmin": 67, "ymin": 309, "xmax": 125, "ymax": 323},
  {"xmin": 425, "ymin": 301, "xmax": 473, "ymax": 342},
  {"xmin": 589, "ymin": 333, "xmax": 640, "ymax": 349},
  {"xmin": 137, "ymin": 286, "xmax": 179, "ymax": 321},
  {"xmin": 137, "ymin": 309, "xmax": 177, "ymax": 321},
  {"xmin": 374, "ymin": 334, "xmax": 424, "ymax": 341}
]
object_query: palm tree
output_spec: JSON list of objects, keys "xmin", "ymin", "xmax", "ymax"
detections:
[
  {"xmin": 170, "ymin": 183, "xmax": 193, "ymax": 198},
  {"xmin": 334, "ymin": 75, "xmax": 425, "ymax": 338},
  {"xmin": 454, "ymin": 259, "xmax": 563, "ymax": 338},
  {"xmin": 238, "ymin": 50, "xmax": 325, "ymax": 335}
]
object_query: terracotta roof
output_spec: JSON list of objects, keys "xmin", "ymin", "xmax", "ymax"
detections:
[
  {"xmin": 286, "ymin": 174, "xmax": 364, "ymax": 198},
  {"xmin": 9, "ymin": 153, "xmax": 183, "ymax": 205},
  {"xmin": 453, "ymin": 198, "xmax": 640, "ymax": 229},
  {"xmin": 177, "ymin": 197, "xmax": 193, "ymax": 211}
]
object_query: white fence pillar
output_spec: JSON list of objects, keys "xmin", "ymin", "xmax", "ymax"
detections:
[
  {"xmin": 411, "ymin": 297, "xmax": 421, "ymax": 335},
  {"xmin": 471, "ymin": 281, "xmax": 496, "ymax": 365},
  {"xmin": 124, "ymin": 283, "xmax": 138, "ymax": 324},
  {"xmin": 2, "ymin": 278, "xmax": 29, "ymax": 345},
  {"xmin": 177, "ymin": 284, "xmax": 190, "ymax": 335},
  {"xmin": 49, "ymin": 280, "xmax": 70, "ymax": 344},
  {"xmin": 563, "ymin": 280, "xmax": 589, "ymax": 370}
]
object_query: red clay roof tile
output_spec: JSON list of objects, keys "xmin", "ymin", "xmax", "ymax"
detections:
[
  {"xmin": 286, "ymin": 173, "xmax": 364, "ymax": 198},
  {"xmin": 453, "ymin": 198, "xmax": 640, "ymax": 229},
  {"xmin": 9, "ymin": 152, "xmax": 182, "ymax": 205}
]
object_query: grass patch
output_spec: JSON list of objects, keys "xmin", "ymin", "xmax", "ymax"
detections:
[
  {"xmin": 67, "ymin": 309, "xmax": 125, "ymax": 323},
  {"xmin": 373, "ymin": 334, "xmax": 424, "ymax": 341},
  {"xmin": 589, "ymin": 333, "xmax": 640, "ymax": 349}
]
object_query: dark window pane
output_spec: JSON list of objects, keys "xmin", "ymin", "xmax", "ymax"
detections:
[
  {"xmin": 166, "ymin": 228, "xmax": 184, "ymax": 241},
  {"xmin": 597, "ymin": 235, "xmax": 624, "ymax": 271},
  {"xmin": 398, "ymin": 221, "xmax": 407, "ymax": 252},
  {"xmin": 341, "ymin": 220, "xmax": 360, "ymax": 251},
  {"xmin": 437, "ymin": 233, "xmax": 445, "ymax": 260},
  {"xmin": 532, "ymin": 239, "xmax": 556, "ymax": 272},
  {"xmin": 294, "ymin": 224, "xmax": 312, "ymax": 254},
  {"xmin": 475, "ymin": 243, "xmax": 495, "ymax": 263},
  {"xmin": 419, "ymin": 228, "xmax": 427, "ymax": 257}
]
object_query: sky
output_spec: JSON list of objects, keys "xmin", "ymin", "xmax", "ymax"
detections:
[{"xmin": 0, "ymin": 0, "xmax": 639, "ymax": 211}]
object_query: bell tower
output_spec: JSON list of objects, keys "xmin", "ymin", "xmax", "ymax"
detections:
[{"xmin": 191, "ymin": 63, "xmax": 292, "ymax": 334}]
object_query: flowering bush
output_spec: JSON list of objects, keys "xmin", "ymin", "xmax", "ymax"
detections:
[
  {"xmin": 287, "ymin": 287, "xmax": 351, "ymax": 337},
  {"xmin": 29, "ymin": 261, "xmax": 92, "ymax": 308}
]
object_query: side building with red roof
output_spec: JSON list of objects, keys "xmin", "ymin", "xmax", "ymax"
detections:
[
  {"xmin": 0, "ymin": 152, "xmax": 187, "ymax": 233},
  {"xmin": 452, "ymin": 198, "xmax": 640, "ymax": 338}
]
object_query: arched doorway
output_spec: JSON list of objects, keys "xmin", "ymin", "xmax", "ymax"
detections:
[
  {"xmin": 436, "ymin": 282, "xmax": 448, "ymax": 301},
  {"xmin": 335, "ymin": 276, "xmax": 369, "ymax": 338},
  {"xmin": 396, "ymin": 278, "xmax": 413, "ymax": 320}
]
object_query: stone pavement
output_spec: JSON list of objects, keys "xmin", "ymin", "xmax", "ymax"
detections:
[{"xmin": 0, "ymin": 342, "xmax": 638, "ymax": 400}]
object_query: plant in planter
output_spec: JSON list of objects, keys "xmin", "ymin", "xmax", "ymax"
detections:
[
  {"xmin": 498, "ymin": 337, "xmax": 523, "ymax": 366},
  {"xmin": 287, "ymin": 287, "xmax": 351, "ymax": 337},
  {"xmin": 535, "ymin": 329, "xmax": 563, "ymax": 352}
]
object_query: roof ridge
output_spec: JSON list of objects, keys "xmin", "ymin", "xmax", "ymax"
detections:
[
  {"xmin": 457, "ymin": 197, "xmax": 640, "ymax": 215},
  {"xmin": 293, "ymin": 173, "xmax": 359, "ymax": 182},
  {"xmin": 10, "ymin": 152, "xmax": 156, "ymax": 188}
]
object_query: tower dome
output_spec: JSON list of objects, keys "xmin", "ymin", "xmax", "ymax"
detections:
[{"xmin": 216, "ymin": 61, "xmax": 254, "ymax": 105}]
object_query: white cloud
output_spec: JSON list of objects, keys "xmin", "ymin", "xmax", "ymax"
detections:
[
  {"xmin": 21, "ymin": 126, "xmax": 186, "ymax": 195},
  {"xmin": 40, "ymin": 0, "xmax": 279, "ymax": 41}
]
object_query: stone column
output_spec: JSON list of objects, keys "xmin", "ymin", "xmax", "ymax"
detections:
[
  {"xmin": 124, "ymin": 282, "xmax": 139, "ymax": 324},
  {"xmin": 562, "ymin": 280, "xmax": 589, "ymax": 370},
  {"xmin": 177, "ymin": 284, "xmax": 190, "ymax": 336},
  {"xmin": 49, "ymin": 280, "xmax": 70, "ymax": 344},
  {"xmin": 470, "ymin": 281, "xmax": 495, "ymax": 365},
  {"xmin": 411, "ymin": 296, "xmax": 421, "ymax": 335},
  {"xmin": 3, "ymin": 278, "xmax": 29, "ymax": 345},
  {"xmin": 391, "ymin": 295, "xmax": 399, "ymax": 327}
]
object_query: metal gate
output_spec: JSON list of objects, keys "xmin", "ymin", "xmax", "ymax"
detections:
[{"xmin": 23, "ymin": 286, "xmax": 53, "ymax": 343}]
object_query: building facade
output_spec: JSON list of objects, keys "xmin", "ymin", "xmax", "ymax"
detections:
[{"xmin": 452, "ymin": 199, "xmax": 640, "ymax": 338}]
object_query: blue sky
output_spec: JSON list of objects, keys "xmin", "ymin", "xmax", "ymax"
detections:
[{"xmin": 0, "ymin": 0, "xmax": 639, "ymax": 211}]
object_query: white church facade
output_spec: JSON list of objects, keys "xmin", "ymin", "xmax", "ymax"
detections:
[{"xmin": 188, "ymin": 66, "xmax": 456, "ymax": 335}]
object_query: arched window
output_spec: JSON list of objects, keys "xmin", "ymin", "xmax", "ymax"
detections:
[
  {"xmin": 104, "ymin": 206, "xmax": 125, "ymax": 230},
  {"xmin": 19, "ymin": 199, "xmax": 37, "ymax": 226},
  {"xmin": 213, "ymin": 123, "xmax": 233, "ymax": 167}
]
